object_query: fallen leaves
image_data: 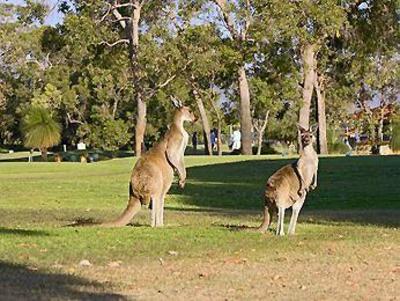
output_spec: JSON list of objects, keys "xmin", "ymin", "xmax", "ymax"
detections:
[
  {"xmin": 78, "ymin": 259, "xmax": 92, "ymax": 267},
  {"xmin": 107, "ymin": 261, "xmax": 122, "ymax": 268}
]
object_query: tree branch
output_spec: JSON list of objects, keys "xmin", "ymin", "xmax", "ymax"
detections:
[
  {"xmin": 260, "ymin": 110, "xmax": 270, "ymax": 132},
  {"xmin": 145, "ymin": 74, "xmax": 177, "ymax": 99},
  {"xmin": 100, "ymin": 39, "xmax": 130, "ymax": 47},
  {"xmin": 214, "ymin": 0, "xmax": 239, "ymax": 40},
  {"xmin": 145, "ymin": 59, "xmax": 193, "ymax": 99},
  {"xmin": 241, "ymin": 0, "xmax": 253, "ymax": 40},
  {"xmin": 111, "ymin": 16, "xmax": 132, "ymax": 23},
  {"xmin": 111, "ymin": 6, "xmax": 127, "ymax": 29},
  {"xmin": 113, "ymin": 2, "xmax": 138, "ymax": 9},
  {"xmin": 66, "ymin": 113, "xmax": 84, "ymax": 125},
  {"xmin": 98, "ymin": 2, "xmax": 112, "ymax": 23}
]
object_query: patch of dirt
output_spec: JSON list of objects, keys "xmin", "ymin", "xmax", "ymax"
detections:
[{"xmin": 75, "ymin": 243, "xmax": 399, "ymax": 300}]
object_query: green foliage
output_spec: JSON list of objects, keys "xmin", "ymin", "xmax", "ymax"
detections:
[
  {"xmin": 327, "ymin": 127, "xmax": 348, "ymax": 154},
  {"xmin": 85, "ymin": 119, "xmax": 130, "ymax": 152},
  {"xmin": 391, "ymin": 116, "xmax": 400, "ymax": 152},
  {"xmin": 0, "ymin": 0, "xmax": 399, "ymax": 151},
  {"xmin": 21, "ymin": 106, "xmax": 61, "ymax": 150},
  {"xmin": 31, "ymin": 84, "xmax": 62, "ymax": 110}
]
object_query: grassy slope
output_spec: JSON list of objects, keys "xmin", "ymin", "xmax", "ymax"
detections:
[{"xmin": 0, "ymin": 155, "xmax": 399, "ymax": 300}]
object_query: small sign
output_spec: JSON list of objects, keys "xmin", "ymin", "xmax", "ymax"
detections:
[{"xmin": 77, "ymin": 142, "xmax": 86, "ymax": 150}]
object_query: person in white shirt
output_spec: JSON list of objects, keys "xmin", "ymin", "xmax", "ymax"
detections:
[{"xmin": 231, "ymin": 127, "xmax": 241, "ymax": 151}]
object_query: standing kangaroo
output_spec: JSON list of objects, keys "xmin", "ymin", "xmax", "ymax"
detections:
[
  {"xmin": 258, "ymin": 124, "xmax": 318, "ymax": 235},
  {"xmin": 101, "ymin": 99, "xmax": 196, "ymax": 228}
]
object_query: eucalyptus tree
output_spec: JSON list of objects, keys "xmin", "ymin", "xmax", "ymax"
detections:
[
  {"xmin": 0, "ymin": 1, "xmax": 50, "ymax": 144},
  {"xmin": 203, "ymin": 0, "xmax": 259, "ymax": 155},
  {"xmin": 94, "ymin": 0, "xmax": 183, "ymax": 156},
  {"xmin": 173, "ymin": 24, "xmax": 228, "ymax": 155},
  {"xmin": 353, "ymin": 54, "xmax": 400, "ymax": 143},
  {"xmin": 258, "ymin": 1, "xmax": 348, "ymax": 153},
  {"xmin": 344, "ymin": 0, "xmax": 400, "ymax": 143}
]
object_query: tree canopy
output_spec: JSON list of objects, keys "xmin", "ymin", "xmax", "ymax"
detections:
[{"xmin": 0, "ymin": 0, "xmax": 399, "ymax": 155}]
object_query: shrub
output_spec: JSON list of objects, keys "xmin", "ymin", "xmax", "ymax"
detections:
[
  {"xmin": 327, "ymin": 127, "xmax": 349, "ymax": 154},
  {"xmin": 21, "ymin": 106, "xmax": 61, "ymax": 160}
]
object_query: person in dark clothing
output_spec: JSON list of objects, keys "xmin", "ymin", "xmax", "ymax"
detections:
[
  {"xmin": 210, "ymin": 130, "xmax": 216, "ymax": 151},
  {"xmin": 192, "ymin": 131, "xmax": 198, "ymax": 150}
]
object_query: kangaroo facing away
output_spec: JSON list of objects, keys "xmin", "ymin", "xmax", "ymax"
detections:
[
  {"xmin": 258, "ymin": 124, "xmax": 319, "ymax": 235},
  {"xmin": 101, "ymin": 99, "xmax": 196, "ymax": 228}
]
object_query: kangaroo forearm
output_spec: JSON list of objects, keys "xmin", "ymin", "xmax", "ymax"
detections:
[
  {"xmin": 176, "ymin": 162, "xmax": 186, "ymax": 181},
  {"xmin": 178, "ymin": 168, "xmax": 186, "ymax": 181},
  {"xmin": 311, "ymin": 172, "xmax": 318, "ymax": 189}
]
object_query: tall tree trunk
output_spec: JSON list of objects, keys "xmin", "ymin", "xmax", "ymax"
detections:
[
  {"xmin": 314, "ymin": 73, "xmax": 328, "ymax": 154},
  {"xmin": 40, "ymin": 147, "xmax": 48, "ymax": 161},
  {"xmin": 298, "ymin": 43, "xmax": 316, "ymax": 149},
  {"xmin": 129, "ymin": 1, "xmax": 144, "ymax": 156},
  {"xmin": 254, "ymin": 111, "xmax": 269, "ymax": 156},
  {"xmin": 378, "ymin": 107, "xmax": 385, "ymax": 142},
  {"xmin": 194, "ymin": 90, "xmax": 213, "ymax": 156},
  {"xmin": 135, "ymin": 92, "xmax": 146, "ymax": 155},
  {"xmin": 209, "ymin": 92, "xmax": 223, "ymax": 156},
  {"xmin": 299, "ymin": 44, "xmax": 316, "ymax": 130},
  {"xmin": 216, "ymin": 122, "xmax": 222, "ymax": 156},
  {"xmin": 238, "ymin": 66, "xmax": 253, "ymax": 155}
]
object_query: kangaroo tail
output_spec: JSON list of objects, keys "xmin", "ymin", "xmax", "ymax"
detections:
[
  {"xmin": 258, "ymin": 191, "xmax": 276, "ymax": 232},
  {"xmin": 100, "ymin": 183, "xmax": 142, "ymax": 227},
  {"xmin": 258, "ymin": 205, "xmax": 271, "ymax": 232}
]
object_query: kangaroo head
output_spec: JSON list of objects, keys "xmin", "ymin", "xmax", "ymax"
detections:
[
  {"xmin": 178, "ymin": 106, "xmax": 197, "ymax": 123},
  {"xmin": 171, "ymin": 97, "xmax": 197, "ymax": 123},
  {"xmin": 297, "ymin": 124, "xmax": 317, "ymax": 147}
]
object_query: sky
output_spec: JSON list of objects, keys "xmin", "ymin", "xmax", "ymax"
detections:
[{"xmin": 1, "ymin": 0, "xmax": 64, "ymax": 25}]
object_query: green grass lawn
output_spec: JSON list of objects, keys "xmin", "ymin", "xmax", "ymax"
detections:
[{"xmin": 0, "ymin": 155, "xmax": 399, "ymax": 300}]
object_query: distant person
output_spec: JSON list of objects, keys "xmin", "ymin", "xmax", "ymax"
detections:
[
  {"xmin": 28, "ymin": 149, "xmax": 33, "ymax": 162},
  {"xmin": 210, "ymin": 130, "xmax": 216, "ymax": 151},
  {"xmin": 355, "ymin": 131, "xmax": 360, "ymax": 144},
  {"xmin": 192, "ymin": 131, "xmax": 198, "ymax": 151},
  {"xmin": 344, "ymin": 137, "xmax": 352, "ymax": 156},
  {"xmin": 213, "ymin": 128, "xmax": 218, "ymax": 151},
  {"xmin": 231, "ymin": 127, "xmax": 241, "ymax": 152}
]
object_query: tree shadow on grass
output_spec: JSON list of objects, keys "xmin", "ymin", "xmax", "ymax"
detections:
[
  {"xmin": 167, "ymin": 156, "xmax": 400, "ymax": 227},
  {"xmin": 0, "ymin": 261, "xmax": 128, "ymax": 300},
  {"xmin": 302, "ymin": 209, "xmax": 400, "ymax": 228},
  {"xmin": 168, "ymin": 205, "xmax": 400, "ymax": 229},
  {"xmin": 0, "ymin": 227, "xmax": 50, "ymax": 236},
  {"xmin": 66, "ymin": 216, "xmax": 148, "ymax": 228}
]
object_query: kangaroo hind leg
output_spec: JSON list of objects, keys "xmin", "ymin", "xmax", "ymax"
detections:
[
  {"xmin": 276, "ymin": 206, "xmax": 286, "ymax": 236},
  {"xmin": 288, "ymin": 197, "xmax": 305, "ymax": 235},
  {"xmin": 150, "ymin": 194, "xmax": 164, "ymax": 228}
]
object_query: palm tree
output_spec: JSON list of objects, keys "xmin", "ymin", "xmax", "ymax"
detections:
[{"xmin": 22, "ymin": 106, "xmax": 61, "ymax": 161}]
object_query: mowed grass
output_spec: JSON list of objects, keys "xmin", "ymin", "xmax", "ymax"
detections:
[{"xmin": 0, "ymin": 155, "xmax": 399, "ymax": 300}]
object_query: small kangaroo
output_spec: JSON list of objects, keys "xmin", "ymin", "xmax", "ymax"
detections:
[
  {"xmin": 258, "ymin": 124, "xmax": 319, "ymax": 235},
  {"xmin": 101, "ymin": 99, "xmax": 196, "ymax": 227}
]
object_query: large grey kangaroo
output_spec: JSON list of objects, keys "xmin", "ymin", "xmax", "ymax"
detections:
[
  {"xmin": 101, "ymin": 99, "xmax": 196, "ymax": 228},
  {"xmin": 258, "ymin": 124, "xmax": 319, "ymax": 235}
]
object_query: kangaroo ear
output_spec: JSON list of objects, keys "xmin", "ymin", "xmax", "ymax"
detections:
[
  {"xmin": 310, "ymin": 123, "xmax": 318, "ymax": 134},
  {"xmin": 296, "ymin": 123, "xmax": 307, "ymax": 133},
  {"xmin": 170, "ymin": 96, "xmax": 183, "ymax": 109}
]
